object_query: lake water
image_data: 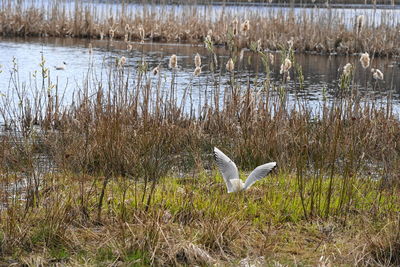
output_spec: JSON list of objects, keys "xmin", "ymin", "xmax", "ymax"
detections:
[{"xmin": 0, "ymin": 37, "xmax": 399, "ymax": 115}]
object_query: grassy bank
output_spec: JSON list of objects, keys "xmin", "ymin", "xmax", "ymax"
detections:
[
  {"xmin": 0, "ymin": 28, "xmax": 399, "ymax": 265},
  {"xmin": 0, "ymin": 0, "xmax": 399, "ymax": 56},
  {"xmin": 1, "ymin": 172, "xmax": 399, "ymax": 266}
]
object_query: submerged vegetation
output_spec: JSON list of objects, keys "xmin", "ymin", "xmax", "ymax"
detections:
[
  {"xmin": 0, "ymin": 0, "xmax": 399, "ymax": 56},
  {"xmin": 0, "ymin": 0, "xmax": 399, "ymax": 266}
]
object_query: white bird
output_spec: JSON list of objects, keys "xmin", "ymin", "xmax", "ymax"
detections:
[
  {"xmin": 213, "ymin": 147, "xmax": 277, "ymax": 193},
  {"xmin": 55, "ymin": 62, "xmax": 67, "ymax": 70}
]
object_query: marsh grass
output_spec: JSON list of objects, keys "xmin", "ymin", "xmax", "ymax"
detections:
[
  {"xmin": 0, "ymin": 0, "xmax": 399, "ymax": 56},
  {"xmin": 0, "ymin": 14, "xmax": 399, "ymax": 265},
  {"xmin": 0, "ymin": 172, "xmax": 399, "ymax": 265}
]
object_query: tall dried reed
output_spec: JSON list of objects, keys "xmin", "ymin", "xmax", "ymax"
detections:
[{"xmin": 0, "ymin": 0, "xmax": 398, "ymax": 56}]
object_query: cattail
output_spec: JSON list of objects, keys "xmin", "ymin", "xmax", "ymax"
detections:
[
  {"xmin": 241, "ymin": 20, "xmax": 250, "ymax": 34},
  {"xmin": 371, "ymin": 68, "xmax": 384, "ymax": 80},
  {"xmin": 139, "ymin": 25, "xmax": 145, "ymax": 41},
  {"xmin": 239, "ymin": 48, "xmax": 245, "ymax": 62},
  {"xmin": 118, "ymin": 56, "xmax": 126, "ymax": 67},
  {"xmin": 124, "ymin": 34, "xmax": 128, "ymax": 42},
  {"xmin": 269, "ymin": 53, "xmax": 274, "ymax": 63},
  {"xmin": 88, "ymin": 43, "xmax": 93, "ymax": 54},
  {"xmin": 343, "ymin": 63, "xmax": 352, "ymax": 76},
  {"xmin": 256, "ymin": 39, "xmax": 262, "ymax": 52},
  {"xmin": 232, "ymin": 19, "xmax": 238, "ymax": 36},
  {"xmin": 205, "ymin": 34, "xmax": 212, "ymax": 44},
  {"xmin": 109, "ymin": 28, "xmax": 115, "ymax": 40},
  {"xmin": 100, "ymin": 31, "xmax": 104, "ymax": 40},
  {"xmin": 152, "ymin": 66, "xmax": 159, "ymax": 76},
  {"xmin": 360, "ymin": 52, "xmax": 370, "ymax": 69},
  {"xmin": 125, "ymin": 24, "xmax": 130, "ymax": 32},
  {"xmin": 194, "ymin": 53, "xmax": 201, "ymax": 68},
  {"xmin": 169, "ymin": 54, "xmax": 177, "ymax": 69},
  {"xmin": 207, "ymin": 29, "xmax": 213, "ymax": 37},
  {"xmin": 356, "ymin": 15, "xmax": 365, "ymax": 35},
  {"xmin": 280, "ymin": 58, "xmax": 292, "ymax": 74},
  {"xmin": 194, "ymin": 66, "xmax": 201, "ymax": 76},
  {"xmin": 127, "ymin": 44, "xmax": 133, "ymax": 52},
  {"xmin": 287, "ymin": 38, "xmax": 294, "ymax": 49},
  {"xmin": 226, "ymin": 58, "xmax": 234, "ymax": 72}
]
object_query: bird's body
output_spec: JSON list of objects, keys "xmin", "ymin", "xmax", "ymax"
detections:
[
  {"xmin": 55, "ymin": 62, "xmax": 67, "ymax": 70},
  {"xmin": 213, "ymin": 147, "xmax": 276, "ymax": 193},
  {"xmin": 229, "ymin": 179, "xmax": 245, "ymax": 192}
]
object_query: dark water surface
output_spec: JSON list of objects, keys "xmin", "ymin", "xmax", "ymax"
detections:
[{"xmin": 0, "ymin": 37, "xmax": 399, "ymax": 113}]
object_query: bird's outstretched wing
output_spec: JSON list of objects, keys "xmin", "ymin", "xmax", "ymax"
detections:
[
  {"xmin": 213, "ymin": 147, "xmax": 239, "ymax": 192},
  {"xmin": 243, "ymin": 162, "xmax": 276, "ymax": 190}
]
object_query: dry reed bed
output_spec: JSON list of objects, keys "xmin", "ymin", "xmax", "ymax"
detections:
[
  {"xmin": 0, "ymin": 0, "xmax": 399, "ymax": 56},
  {"xmin": 0, "ymin": 68, "xmax": 399, "ymax": 265},
  {"xmin": 0, "ymin": 38, "xmax": 399, "ymax": 265}
]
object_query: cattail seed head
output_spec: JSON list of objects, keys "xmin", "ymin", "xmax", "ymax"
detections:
[
  {"xmin": 139, "ymin": 25, "xmax": 145, "ymax": 41},
  {"xmin": 343, "ymin": 63, "xmax": 352, "ymax": 76},
  {"xmin": 371, "ymin": 68, "xmax": 384, "ymax": 80},
  {"xmin": 109, "ymin": 28, "xmax": 115, "ymax": 39},
  {"xmin": 360, "ymin": 52, "xmax": 370, "ymax": 69},
  {"xmin": 127, "ymin": 44, "xmax": 133, "ymax": 51},
  {"xmin": 124, "ymin": 33, "xmax": 128, "ymax": 43},
  {"xmin": 256, "ymin": 39, "xmax": 262, "ymax": 52},
  {"xmin": 232, "ymin": 19, "xmax": 238, "ymax": 36},
  {"xmin": 194, "ymin": 53, "xmax": 201, "ymax": 68},
  {"xmin": 118, "ymin": 56, "xmax": 126, "ymax": 67},
  {"xmin": 226, "ymin": 58, "xmax": 235, "ymax": 72},
  {"xmin": 169, "ymin": 54, "xmax": 177, "ymax": 69},
  {"xmin": 269, "ymin": 53, "xmax": 274, "ymax": 63},
  {"xmin": 241, "ymin": 20, "xmax": 250, "ymax": 34},
  {"xmin": 194, "ymin": 66, "xmax": 201, "ymax": 76},
  {"xmin": 280, "ymin": 58, "xmax": 292, "ymax": 74},
  {"xmin": 205, "ymin": 34, "xmax": 212, "ymax": 44},
  {"xmin": 239, "ymin": 48, "xmax": 245, "ymax": 62},
  {"xmin": 88, "ymin": 43, "xmax": 93, "ymax": 54},
  {"xmin": 287, "ymin": 38, "xmax": 294, "ymax": 49},
  {"xmin": 356, "ymin": 15, "xmax": 365, "ymax": 35},
  {"xmin": 152, "ymin": 66, "xmax": 159, "ymax": 76}
]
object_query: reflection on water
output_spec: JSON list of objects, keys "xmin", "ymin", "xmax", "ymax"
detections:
[
  {"xmin": 7, "ymin": 0, "xmax": 399, "ymax": 28},
  {"xmin": 0, "ymin": 37, "xmax": 398, "ymax": 112}
]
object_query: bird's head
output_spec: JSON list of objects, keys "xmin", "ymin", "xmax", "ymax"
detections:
[{"xmin": 271, "ymin": 162, "xmax": 278, "ymax": 174}]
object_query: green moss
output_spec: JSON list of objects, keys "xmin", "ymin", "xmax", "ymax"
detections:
[
  {"xmin": 49, "ymin": 246, "xmax": 69, "ymax": 261},
  {"xmin": 124, "ymin": 250, "xmax": 150, "ymax": 266},
  {"xmin": 95, "ymin": 247, "xmax": 115, "ymax": 263}
]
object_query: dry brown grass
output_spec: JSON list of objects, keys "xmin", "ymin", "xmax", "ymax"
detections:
[{"xmin": 0, "ymin": 0, "xmax": 398, "ymax": 56}]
